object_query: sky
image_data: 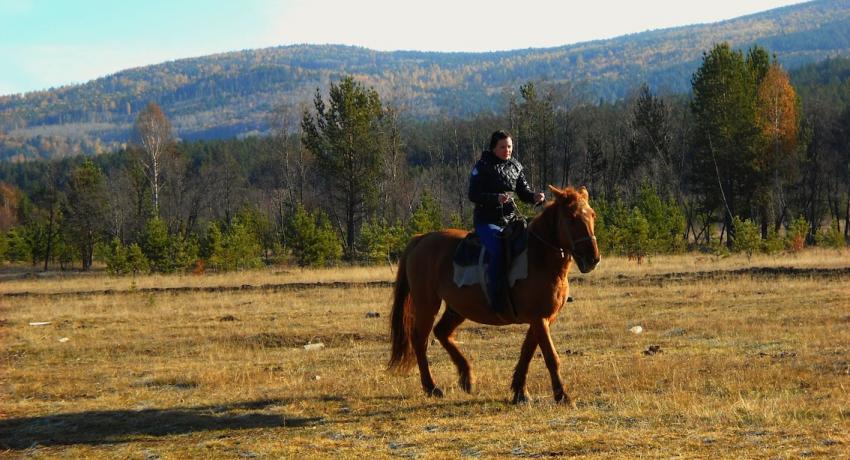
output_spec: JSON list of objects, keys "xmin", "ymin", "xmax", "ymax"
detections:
[{"xmin": 0, "ymin": 0, "xmax": 807, "ymax": 96}]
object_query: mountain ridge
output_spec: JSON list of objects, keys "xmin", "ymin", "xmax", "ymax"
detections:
[{"xmin": 2, "ymin": 0, "xmax": 849, "ymax": 161}]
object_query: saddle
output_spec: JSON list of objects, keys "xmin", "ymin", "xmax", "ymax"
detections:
[{"xmin": 452, "ymin": 218, "xmax": 530, "ymax": 288}]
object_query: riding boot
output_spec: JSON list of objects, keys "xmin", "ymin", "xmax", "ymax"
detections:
[{"xmin": 487, "ymin": 273, "xmax": 508, "ymax": 313}]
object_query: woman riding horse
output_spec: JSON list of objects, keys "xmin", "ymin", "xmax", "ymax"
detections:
[{"xmin": 388, "ymin": 181, "xmax": 600, "ymax": 404}]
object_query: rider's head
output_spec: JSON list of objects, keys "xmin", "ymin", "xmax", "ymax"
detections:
[{"xmin": 489, "ymin": 130, "xmax": 513, "ymax": 161}]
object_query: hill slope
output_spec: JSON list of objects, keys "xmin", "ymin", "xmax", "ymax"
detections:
[{"xmin": 2, "ymin": 0, "xmax": 850, "ymax": 160}]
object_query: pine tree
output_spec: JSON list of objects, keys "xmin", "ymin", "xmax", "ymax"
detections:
[
  {"xmin": 289, "ymin": 205, "xmax": 343, "ymax": 267},
  {"xmin": 301, "ymin": 76, "xmax": 386, "ymax": 260},
  {"xmin": 690, "ymin": 43, "xmax": 762, "ymax": 245},
  {"xmin": 126, "ymin": 243, "xmax": 150, "ymax": 275},
  {"xmin": 220, "ymin": 218, "xmax": 262, "ymax": 271},
  {"xmin": 203, "ymin": 222, "xmax": 225, "ymax": 270},
  {"xmin": 629, "ymin": 84, "xmax": 675, "ymax": 199},
  {"xmin": 64, "ymin": 159, "xmax": 108, "ymax": 269},
  {"xmin": 140, "ymin": 216, "xmax": 172, "ymax": 272},
  {"xmin": 408, "ymin": 191, "xmax": 442, "ymax": 235}
]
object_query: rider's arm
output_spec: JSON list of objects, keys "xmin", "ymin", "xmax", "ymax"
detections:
[
  {"xmin": 468, "ymin": 166, "xmax": 502, "ymax": 207},
  {"xmin": 515, "ymin": 167, "xmax": 536, "ymax": 204}
]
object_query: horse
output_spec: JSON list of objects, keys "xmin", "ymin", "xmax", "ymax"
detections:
[{"xmin": 387, "ymin": 185, "xmax": 600, "ymax": 405}]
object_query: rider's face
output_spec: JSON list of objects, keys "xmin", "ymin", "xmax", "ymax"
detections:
[{"xmin": 493, "ymin": 137, "xmax": 512, "ymax": 160}]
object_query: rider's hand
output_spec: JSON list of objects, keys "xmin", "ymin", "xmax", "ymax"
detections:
[
  {"xmin": 498, "ymin": 193, "xmax": 511, "ymax": 204},
  {"xmin": 534, "ymin": 192, "xmax": 545, "ymax": 204}
]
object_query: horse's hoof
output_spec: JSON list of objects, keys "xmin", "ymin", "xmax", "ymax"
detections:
[
  {"xmin": 459, "ymin": 375, "xmax": 473, "ymax": 394},
  {"xmin": 512, "ymin": 392, "xmax": 531, "ymax": 405},
  {"xmin": 427, "ymin": 387, "xmax": 444, "ymax": 398},
  {"xmin": 554, "ymin": 391, "xmax": 576, "ymax": 408}
]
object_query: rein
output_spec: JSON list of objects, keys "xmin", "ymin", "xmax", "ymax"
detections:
[
  {"xmin": 529, "ymin": 228, "xmax": 566, "ymax": 259},
  {"xmin": 528, "ymin": 202, "xmax": 596, "ymax": 259}
]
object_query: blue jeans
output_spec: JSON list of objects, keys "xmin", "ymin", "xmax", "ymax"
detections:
[{"xmin": 475, "ymin": 223, "xmax": 506, "ymax": 311}]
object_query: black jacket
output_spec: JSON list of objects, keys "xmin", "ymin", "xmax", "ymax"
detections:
[{"xmin": 468, "ymin": 150, "xmax": 537, "ymax": 226}]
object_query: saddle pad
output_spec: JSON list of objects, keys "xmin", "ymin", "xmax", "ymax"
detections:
[{"xmin": 452, "ymin": 249, "xmax": 528, "ymax": 288}]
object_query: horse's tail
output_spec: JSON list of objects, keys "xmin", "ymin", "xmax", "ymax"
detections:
[{"xmin": 388, "ymin": 234, "xmax": 425, "ymax": 373}]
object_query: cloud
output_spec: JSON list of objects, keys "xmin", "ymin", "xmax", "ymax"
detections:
[{"xmin": 263, "ymin": 0, "xmax": 806, "ymax": 52}]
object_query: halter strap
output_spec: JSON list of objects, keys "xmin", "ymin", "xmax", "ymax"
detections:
[
  {"xmin": 529, "ymin": 228, "xmax": 565, "ymax": 259},
  {"xmin": 571, "ymin": 235, "xmax": 597, "ymax": 247},
  {"xmin": 529, "ymin": 226, "xmax": 596, "ymax": 259}
]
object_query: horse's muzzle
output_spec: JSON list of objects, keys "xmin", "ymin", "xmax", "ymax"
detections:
[{"xmin": 577, "ymin": 255, "xmax": 600, "ymax": 273}]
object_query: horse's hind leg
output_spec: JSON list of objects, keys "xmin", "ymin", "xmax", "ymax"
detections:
[
  {"xmin": 411, "ymin": 298, "xmax": 443, "ymax": 397},
  {"xmin": 511, "ymin": 326, "xmax": 538, "ymax": 404},
  {"xmin": 434, "ymin": 307, "xmax": 473, "ymax": 393}
]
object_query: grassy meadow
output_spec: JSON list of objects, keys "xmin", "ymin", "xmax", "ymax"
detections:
[{"xmin": 1, "ymin": 249, "xmax": 849, "ymax": 458}]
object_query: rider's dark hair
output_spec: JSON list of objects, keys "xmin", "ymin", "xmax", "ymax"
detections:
[{"xmin": 489, "ymin": 130, "xmax": 511, "ymax": 151}]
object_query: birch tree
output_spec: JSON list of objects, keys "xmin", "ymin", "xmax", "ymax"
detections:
[{"xmin": 133, "ymin": 102, "xmax": 174, "ymax": 214}]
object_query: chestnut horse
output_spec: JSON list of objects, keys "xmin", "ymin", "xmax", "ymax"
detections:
[{"xmin": 388, "ymin": 186, "xmax": 600, "ymax": 404}]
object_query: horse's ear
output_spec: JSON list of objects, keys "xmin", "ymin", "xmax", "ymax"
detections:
[
  {"xmin": 578, "ymin": 186, "xmax": 589, "ymax": 201},
  {"xmin": 548, "ymin": 185, "xmax": 565, "ymax": 197}
]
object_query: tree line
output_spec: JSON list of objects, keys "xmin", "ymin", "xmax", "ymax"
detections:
[{"xmin": 0, "ymin": 43, "xmax": 847, "ymax": 272}]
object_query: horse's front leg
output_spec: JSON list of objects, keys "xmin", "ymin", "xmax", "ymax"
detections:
[
  {"xmin": 531, "ymin": 318, "xmax": 574, "ymax": 406},
  {"xmin": 511, "ymin": 326, "xmax": 538, "ymax": 404}
]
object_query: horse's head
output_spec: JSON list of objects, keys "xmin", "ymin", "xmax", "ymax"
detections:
[{"xmin": 547, "ymin": 185, "xmax": 600, "ymax": 273}]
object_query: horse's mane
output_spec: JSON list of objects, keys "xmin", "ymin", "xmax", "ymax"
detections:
[{"xmin": 533, "ymin": 187, "xmax": 585, "ymax": 226}]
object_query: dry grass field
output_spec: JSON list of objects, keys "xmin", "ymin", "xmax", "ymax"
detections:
[{"xmin": 1, "ymin": 249, "xmax": 849, "ymax": 458}]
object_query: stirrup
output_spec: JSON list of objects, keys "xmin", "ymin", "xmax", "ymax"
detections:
[{"xmin": 495, "ymin": 292, "xmax": 519, "ymax": 323}]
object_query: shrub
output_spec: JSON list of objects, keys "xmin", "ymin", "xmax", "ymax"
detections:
[
  {"xmin": 170, "ymin": 232, "xmax": 199, "ymax": 272},
  {"xmin": 5, "ymin": 229, "xmax": 30, "ymax": 262},
  {"xmin": 731, "ymin": 216, "xmax": 760, "ymax": 259},
  {"xmin": 126, "ymin": 243, "xmax": 150, "ymax": 275},
  {"xmin": 762, "ymin": 226, "xmax": 786, "ymax": 254},
  {"xmin": 290, "ymin": 205, "xmax": 343, "ymax": 266},
  {"xmin": 3, "ymin": 228, "xmax": 30, "ymax": 262},
  {"xmin": 140, "ymin": 217, "xmax": 197, "ymax": 273},
  {"xmin": 787, "ymin": 217, "xmax": 809, "ymax": 252},
  {"xmin": 622, "ymin": 207, "xmax": 650, "ymax": 263},
  {"xmin": 593, "ymin": 187, "xmax": 686, "ymax": 260},
  {"xmin": 409, "ymin": 191, "xmax": 442, "ymax": 235},
  {"xmin": 634, "ymin": 186, "xmax": 686, "ymax": 253},
  {"xmin": 235, "ymin": 207, "xmax": 277, "ymax": 263},
  {"xmin": 202, "ymin": 222, "xmax": 225, "ymax": 269},
  {"xmin": 0, "ymin": 232, "xmax": 6, "ymax": 262},
  {"xmin": 96, "ymin": 238, "xmax": 150, "ymax": 275},
  {"xmin": 219, "ymin": 218, "xmax": 263, "ymax": 271},
  {"xmin": 141, "ymin": 217, "xmax": 171, "ymax": 272},
  {"xmin": 592, "ymin": 198, "xmax": 628, "ymax": 256},
  {"xmin": 359, "ymin": 218, "xmax": 406, "ymax": 264},
  {"xmin": 817, "ymin": 221, "xmax": 845, "ymax": 249}
]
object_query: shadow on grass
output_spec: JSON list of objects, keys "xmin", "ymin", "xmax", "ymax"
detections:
[
  {"xmin": 2, "ymin": 395, "xmax": 512, "ymax": 449},
  {"xmin": 0, "ymin": 398, "xmax": 323, "ymax": 449}
]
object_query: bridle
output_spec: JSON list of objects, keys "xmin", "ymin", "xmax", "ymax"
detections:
[{"xmin": 528, "ymin": 202, "xmax": 596, "ymax": 259}]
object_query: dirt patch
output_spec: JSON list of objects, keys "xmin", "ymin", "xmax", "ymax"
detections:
[
  {"xmin": 828, "ymin": 360, "xmax": 850, "ymax": 376},
  {"xmin": 643, "ymin": 345, "xmax": 663, "ymax": 356},
  {"xmin": 2, "ymin": 280, "xmax": 394, "ymax": 299},
  {"xmin": 605, "ymin": 266, "xmax": 850, "ymax": 286},
  {"xmin": 135, "ymin": 378, "xmax": 200, "ymax": 390},
  {"xmin": 225, "ymin": 331, "xmax": 386, "ymax": 349}
]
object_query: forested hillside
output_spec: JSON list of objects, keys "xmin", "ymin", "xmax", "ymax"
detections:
[
  {"xmin": 1, "ymin": 43, "xmax": 848, "ymax": 273},
  {"xmin": 2, "ymin": 0, "xmax": 850, "ymax": 161}
]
